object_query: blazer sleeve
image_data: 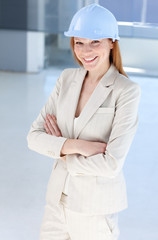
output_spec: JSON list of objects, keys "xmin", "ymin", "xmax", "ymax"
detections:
[
  {"xmin": 66, "ymin": 82, "xmax": 141, "ymax": 178},
  {"xmin": 27, "ymin": 73, "xmax": 68, "ymax": 159}
]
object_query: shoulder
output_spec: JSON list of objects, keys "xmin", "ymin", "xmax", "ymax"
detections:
[
  {"xmin": 52, "ymin": 67, "xmax": 85, "ymax": 95},
  {"xmin": 56, "ymin": 67, "xmax": 86, "ymax": 91},
  {"xmin": 60, "ymin": 67, "xmax": 85, "ymax": 80},
  {"xmin": 114, "ymin": 71, "xmax": 141, "ymax": 97}
]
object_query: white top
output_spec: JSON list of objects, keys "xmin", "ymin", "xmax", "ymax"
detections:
[
  {"xmin": 74, "ymin": 116, "xmax": 79, "ymax": 131},
  {"xmin": 62, "ymin": 117, "xmax": 79, "ymax": 195}
]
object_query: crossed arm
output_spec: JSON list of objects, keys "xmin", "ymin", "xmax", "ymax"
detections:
[
  {"xmin": 27, "ymin": 72, "xmax": 140, "ymax": 178},
  {"xmin": 43, "ymin": 81, "xmax": 140, "ymax": 178},
  {"xmin": 44, "ymin": 113, "xmax": 107, "ymax": 159}
]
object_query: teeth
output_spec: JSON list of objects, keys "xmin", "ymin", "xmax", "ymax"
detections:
[{"xmin": 85, "ymin": 57, "xmax": 96, "ymax": 61}]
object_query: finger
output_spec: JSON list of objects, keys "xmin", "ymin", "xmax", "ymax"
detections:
[
  {"xmin": 44, "ymin": 115, "xmax": 54, "ymax": 134},
  {"xmin": 47, "ymin": 115, "xmax": 62, "ymax": 136},
  {"xmin": 52, "ymin": 116, "xmax": 62, "ymax": 136},
  {"xmin": 46, "ymin": 118, "xmax": 62, "ymax": 137},
  {"xmin": 52, "ymin": 115, "xmax": 56, "ymax": 120},
  {"xmin": 44, "ymin": 123, "xmax": 52, "ymax": 135},
  {"xmin": 44, "ymin": 122, "xmax": 48, "ymax": 132},
  {"xmin": 46, "ymin": 118, "xmax": 56, "ymax": 135},
  {"xmin": 46, "ymin": 114, "xmax": 62, "ymax": 136}
]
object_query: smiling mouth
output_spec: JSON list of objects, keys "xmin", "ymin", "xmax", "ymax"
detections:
[{"xmin": 83, "ymin": 56, "xmax": 98, "ymax": 63}]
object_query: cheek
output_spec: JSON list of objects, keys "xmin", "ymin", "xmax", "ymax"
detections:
[
  {"xmin": 74, "ymin": 47, "xmax": 81, "ymax": 57},
  {"xmin": 100, "ymin": 47, "xmax": 111, "ymax": 58}
]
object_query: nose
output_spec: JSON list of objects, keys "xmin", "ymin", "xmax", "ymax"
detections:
[{"xmin": 83, "ymin": 43, "xmax": 92, "ymax": 54}]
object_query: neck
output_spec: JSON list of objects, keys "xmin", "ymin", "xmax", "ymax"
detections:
[{"xmin": 86, "ymin": 62, "xmax": 111, "ymax": 83}]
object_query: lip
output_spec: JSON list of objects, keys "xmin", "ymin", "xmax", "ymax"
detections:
[{"xmin": 83, "ymin": 56, "xmax": 98, "ymax": 63}]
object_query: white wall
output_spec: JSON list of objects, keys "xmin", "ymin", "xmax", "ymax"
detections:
[{"xmin": 120, "ymin": 37, "xmax": 158, "ymax": 75}]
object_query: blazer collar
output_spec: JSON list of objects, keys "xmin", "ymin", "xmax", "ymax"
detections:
[
  {"xmin": 75, "ymin": 63, "xmax": 118, "ymax": 87},
  {"xmin": 100, "ymin": 64, "xmax": 118, "ymax": 87},
  {"xmin": 66, "ymin": 64, "xmax": 118, "ymax": 139}
]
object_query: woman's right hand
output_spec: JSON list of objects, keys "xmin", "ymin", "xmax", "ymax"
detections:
[
  {"xmin": 76, "ymin": 139, "xmax": 107, "ymax": 157},
  {"xmin": 44, "ymin": 114, "xmax": 62, "ymax": 137}
]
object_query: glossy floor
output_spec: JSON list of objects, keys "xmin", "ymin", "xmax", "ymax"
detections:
[{"xmin": 0, "ymin": 67, "xmax": 157, "ymax": 240}]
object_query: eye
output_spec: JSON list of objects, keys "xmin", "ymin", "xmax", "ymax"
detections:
[
  {"xmin": 75, "ymin": 41, "xmax": 83, "ymax": 45},
  {"xmin": 92, "ymin": 40, "xmax": 100, "ymax": 44}
]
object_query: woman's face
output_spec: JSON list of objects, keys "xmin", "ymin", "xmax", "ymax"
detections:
[{"xmin": 74, "ymin": 37, "xmax": 113, "ymax": 72}]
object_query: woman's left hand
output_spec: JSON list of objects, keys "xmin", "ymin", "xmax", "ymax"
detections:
[{"xmin": 44, "ymin": 114, "xmax": 62, "ymax": 137}]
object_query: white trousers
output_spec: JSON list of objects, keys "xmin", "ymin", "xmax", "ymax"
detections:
[{"xmin": 40, "ymin": 194, "xmax": 120, "ymax": 240}]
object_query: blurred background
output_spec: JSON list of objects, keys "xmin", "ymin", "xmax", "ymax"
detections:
[{"xmin": 0, "ymin": 0, "xmax": 158, "ymax": 239}]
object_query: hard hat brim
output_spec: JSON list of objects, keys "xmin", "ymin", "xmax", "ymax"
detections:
[{"xmin": 64, "ymin": 31, "xmax": 120, "ymax": 42}]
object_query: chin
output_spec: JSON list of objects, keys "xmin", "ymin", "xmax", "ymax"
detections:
[{"xmin": 83, "ymin": 65, "xmax": 97, "ymax": 71}]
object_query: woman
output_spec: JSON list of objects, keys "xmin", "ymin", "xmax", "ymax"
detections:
[{"xmin": 27, "ymin": 4, "xmax": 141, "ymax": 240}]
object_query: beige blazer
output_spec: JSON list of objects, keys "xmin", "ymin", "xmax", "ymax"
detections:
[{"xmin": 27, "ymin": 64, "xmax": 141, "ymax": 214}]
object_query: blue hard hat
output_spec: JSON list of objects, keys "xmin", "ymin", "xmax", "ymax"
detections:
[{"xmin": 64, "ymin": 4, "xmax": 120, "ymax": 42}]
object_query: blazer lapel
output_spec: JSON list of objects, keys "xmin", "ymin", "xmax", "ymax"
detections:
[
  {"xmin": 66, "ymin": 68, "xmax": 87, "ymax": 138},
  {"xmin": 74, "ymin": 64, "xmax": 118, "ymax": 139}
]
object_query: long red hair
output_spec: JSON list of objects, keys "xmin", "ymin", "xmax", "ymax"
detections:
[{"xmin": 70, "ymin": 37, "xmax": 128, "ymax": 78}]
